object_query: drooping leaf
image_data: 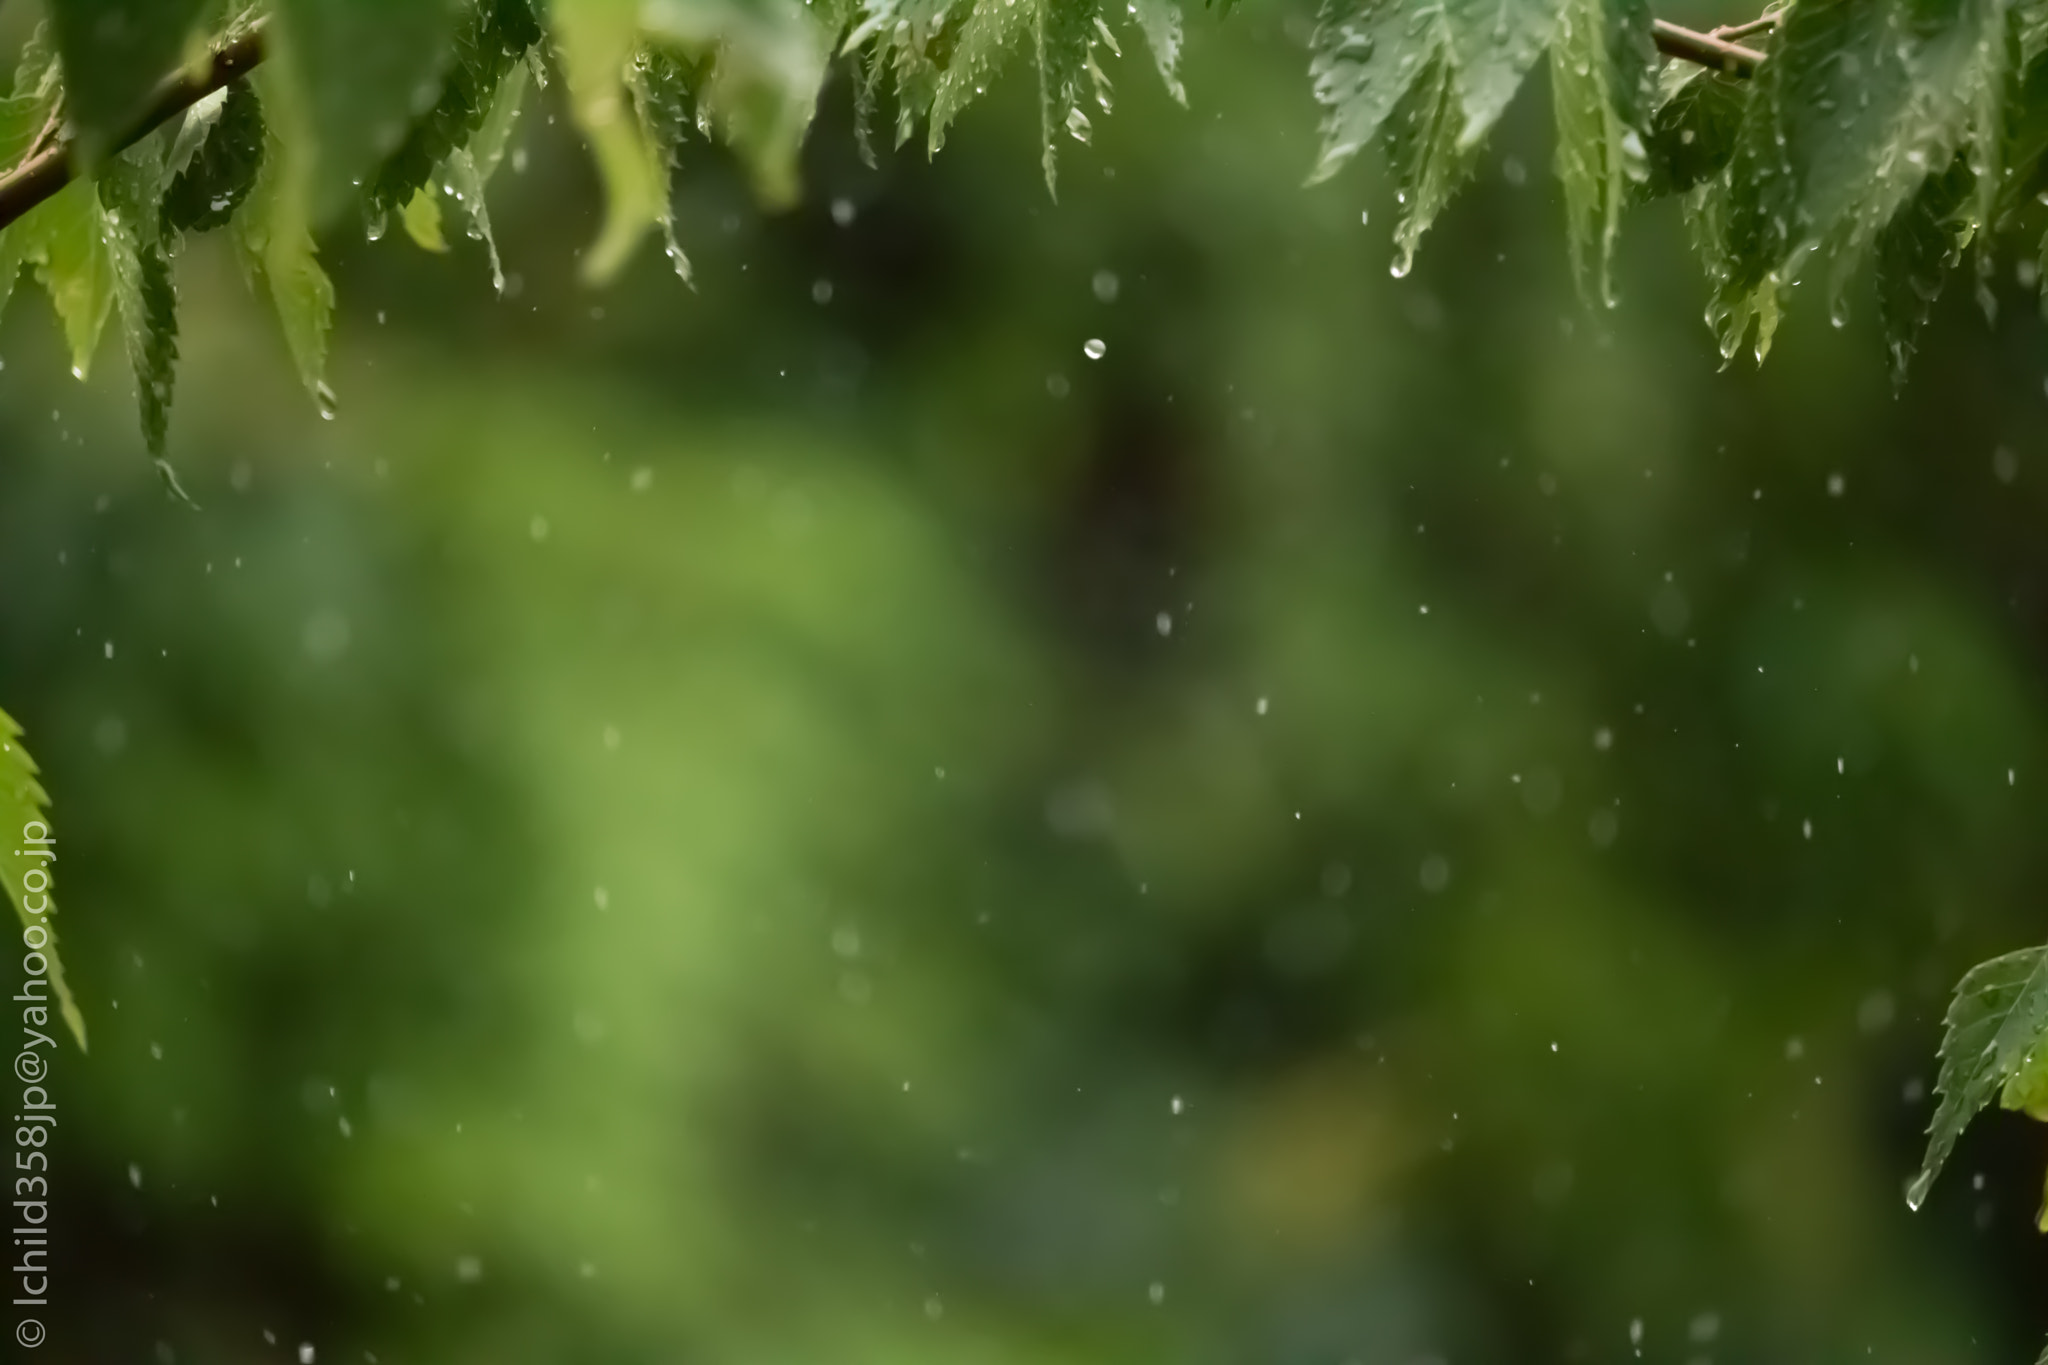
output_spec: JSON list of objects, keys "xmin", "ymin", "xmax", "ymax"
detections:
[
  {"xmin": 1875, "ymin": 152, "xmax": 1975, "ymax": 383},
  {"xmin": 269, "ymin": 0, "xmax": 468, "ymax": 209},
  {"xmin": 0, "ymin": 24, "xmax": 110, "ymax": 375},
  {"xmin": 13, "ymin": 181, "xmax": 118, "ymax": 379},
  {"xmin": 1710, "ymin": 0, "xmax": 2005, "ymax": 352},
  {"xmin": 1131, "ymin": 0, "xmax": 1187, "ymax": 105},
  {"xmin": 160, "ymin": 77, "xmax": 266, "ymax": 236},
  {"xmin": 0, "ymin": 26, "xmax": 62, "ymax": 324},
  {"xmin": 625, "ymin": 45, "xmax": 699, "ymax": 282},
  {"xmin": 440, "ymin": 58, "xmax": 529, "ymax": 292},
  {"xmin": 552, "ymin": 0, "xmax": 672, "ymax": 282},
  {"xmin": 928, "ymin": 0, "xmax": 1038, "ymax": 158},
  {"xmin": 1689, "ymin": 167, "xmax": 1780, "ymax": 363},
  {"xmin": 1308, "ymin": 0, "xmax": 1563, "ymax": 187},
  {"xmin": 1994, "ymin": 17, "xmax": 2048, "ymax": 219},
  {"xmin": 1549, "ymin": 0, "xmax": 1655, "ymax": 306},
  {"xmin": 1382, "ymin": 54, "xmax": 1480, "ymax": 276},
  {"xmin": 234, "ymin": 71, "xmax": 336, "ymax": 410},
  {"xmin": 364, "ymin": 0, "xmax": 543, "ymax": 229},
  {"xmin": 0, "ymin": 708, "xmax": 86, "ymax": 1051},
  {"xmin": 46, "ymin": 0, "xmax": 210, "ymax": 162},
  {"xmin": 100, "ymin": 133, "xmax": 193, "ymax": 495},
  {"xmin": 1032, "ymin": 0, "xmax": 1100, "ymax": 196},
  {"xmin": 1908, "ymin": 944, "xmax": 2048, "ymax": 1212}
]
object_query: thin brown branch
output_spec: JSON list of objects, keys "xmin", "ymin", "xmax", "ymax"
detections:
[
  {"xmin": 0, "ymin": 24, "xmax": 267, "ymax": 234},
  {"xmin": 1652, "ymin": 17, "xmax": 1766, "ymax": 78},
  {"xmin": 1711, "ymin": 12, "xmax": 1780, "ymax": 42}
]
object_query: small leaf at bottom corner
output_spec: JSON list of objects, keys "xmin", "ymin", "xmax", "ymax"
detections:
[{"xmin": 0, "ymin": 708, "xmax": 86, "ymax": 1051}]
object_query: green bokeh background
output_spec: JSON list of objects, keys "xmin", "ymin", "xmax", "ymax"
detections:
[{"xmin": 3, "ymin": 4, "xmax": 2047, "ymax": 1361}]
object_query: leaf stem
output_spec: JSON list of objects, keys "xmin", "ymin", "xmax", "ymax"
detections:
[
  {"xmin": 1651, "ymin": 18, "xmax": 1766, "ymax": 78},
  {"xmin": 1711, "ymin": 12, "xmax": 1780, "ymax": 42},
  {"xmin": 0, "ymin": 23, "xmax": 267, "ymax": 234}
]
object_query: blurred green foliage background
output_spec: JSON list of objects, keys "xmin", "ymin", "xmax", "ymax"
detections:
[{"xmin": 3, "ymin": 3, "xmax": 2048, "ymax": 1362}]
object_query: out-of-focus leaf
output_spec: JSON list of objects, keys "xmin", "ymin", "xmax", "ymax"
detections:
[
  {"xmin": 0, "ymin": 709, "xmax": 85, "ymax": 1051},
  {"xmin": 1995, "ymin": 24, "xmax": 2048, "ymax": 218},
  {"xmin": 642, "ymin": 0, "xmax": 839, "ymax": 208},
  {"xmin": 47, "ymin": 0, "xmax": 210, "ymax": 161},
  {"xmin": 1875, "ymin": 153, "xmax": 1974, "ymax": 383},
  {"xmin": 234, "ymin": 72, "xmax": 336, "ymax": 410},
  {"xmin": 402, "ymin": 185, "xmax": 450, "ymax": 251},
  {"xmin": 1908, "ymin": 944, "xmax": 2048, "ymax": 1211},
  {"xmin": 270, "ymin": 0, "xmax": 468, "ymax": 208},
  {"xmin": 552, "ymin": 0, "xmax": 670, "ymax": 282},
  {"xmin": 365, "ymin": 0, "xmax": 543, "ymax": 228},
  {"xmin": 1549, "ymin": 0, "xmax": 1654, "ymax": 306},
  {"xmin": 161, "ymin": 78, "xmax": 266, "ymax": 236},
  {"xmin": 1131, "ymin": 0, "xmax": 1186, "ymax": 104},
  {"xmin": 1309, "ymin": 0, "xmax": 1562, "ymax": 186},
  {"xmin": 1640, "ymin": 63, "xmax": 1746, "ymax": 202}
]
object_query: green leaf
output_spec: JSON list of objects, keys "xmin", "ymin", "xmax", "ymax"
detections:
[
  {"xmin": 438, "ymin": 58, "xmax": 529, "ymax": 294},
  {"xmin": 1713, "ymin": 0, "xmax": 2004, "ymax": 347},
  {"xmin": 1908, "ymin": 944, "xmax": 2048, "ymax": 1212},
  {"xmin": 1382, "ymin": 54, "xmax": 1480, "ymax": 276},
  {"xmin": 46, "ymin": 0, "xmax": 210, "ymax": 162},
  {"xmin": 270, "ymin": 0, "xmax": 469, "ymax": 209},
  {"xmin": 1640, "ymin": 63, "xmax": 1746, "ymax": 203},
  {"xmin": 625, "ymin": 45, "xmax": 698, "ymax": 282},
  {"xmin": 0, "ymin": 708, "xmax": 86, "ymax": 1052},
  {"xmin": 0, "ymin": 28, "xmax": 61, "ymax": 325},
  {"xmin": 1309, "ymin": 0, "xmax": 1563, "ymax": 187},
  {"xmin": 1032, "ymin": 0, "xmax": 1101, "ymax": 196},
  {"xmin": 928, "ymin": 0, "xmax": 1037, "ymax": 158},
  {"xmin": 13, "ymin": 181, "xmax": 118, "ymax": 380},
  {"xmin": 101, "ymin": 134, "xmax": 193, "ymax": 496},
  {"xmin": 552, "ymin": 0, "xmax": 672, "ymax": 282},
  {"xmin": 161, "ymin": 78, "xmax": 266, "ymax": 236},
  {"xmin": 1875, "ymin": 152, "xmax": 1974, "ymax": 384},
  {"xmin": 234, "ymin": 72, "xmax": 337, "ymax": 411},
  {"xmin": 1130, "ymin": 0, "xmax": 1187, "ymax": 105},
  {"xmin": 364, "ymin": 0, "xmax": 543, "ymax": 229},
  {"xmin": 1549, "ymin": 0, "xmax": 1654, "ymax": 306},
  {"xmin": 1994, "ymin": 19, "xmax": 2048, "ymax": 220}
]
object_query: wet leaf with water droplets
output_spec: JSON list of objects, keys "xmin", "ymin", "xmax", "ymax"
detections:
[
  {"xmin": 1549, "ymin": 0, "xmax": 1654, "ymax": 306},
  {"xmin": 1907, "ymin": 943, "xmax": 2048, "ymax": 1212}
]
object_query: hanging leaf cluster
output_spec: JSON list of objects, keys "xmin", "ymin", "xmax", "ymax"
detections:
[{"xmin": 5, "ymin": 1, "xmax": 2048, "ymax": 481}]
